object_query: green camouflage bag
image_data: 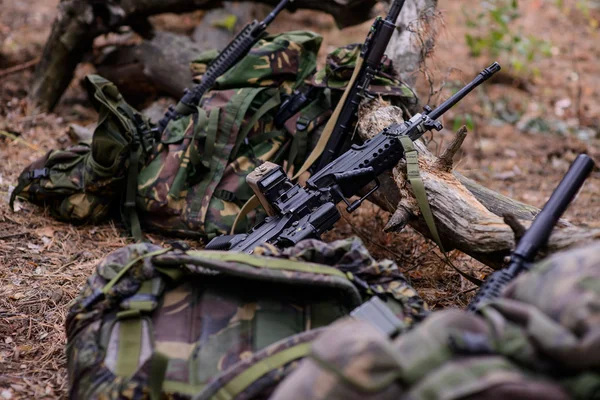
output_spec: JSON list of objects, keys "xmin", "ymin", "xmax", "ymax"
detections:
[
  {"xmin": 9, "ymin": 75, "xmax": 156, "ymax": 225},
  {"xmin": 66, "ymin": 237, "xmax": 426, "ymax": 399},
  {"xmin": 137, "ymin": 31, "xmax": 332, "ymax": 239},
  {"xmin": 271, "ymin": 242, "xmax": 600, "ymax": 400},
  {"xmin": 311, "ymin": 43, "xmax": 417, "ymax": 104}
]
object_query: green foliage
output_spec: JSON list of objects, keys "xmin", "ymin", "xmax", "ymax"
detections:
[
  {"xmin": 463, "ymin": 0, "xmax": 552, "ymax": 76},
  {"xmin": 452, "ymin": 113, "xmax": 475, "ymax": 132}
]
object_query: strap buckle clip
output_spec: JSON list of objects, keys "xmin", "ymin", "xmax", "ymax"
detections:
[{"xmin": 27, "ymin": 168, "xmax": 49, "ymax": 180}]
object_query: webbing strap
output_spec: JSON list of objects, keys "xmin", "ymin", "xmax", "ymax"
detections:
[
  {"xmin": 125, "ymin": 143, "xmax": 143, "ymax": 242},
  {"xmin": 188, "ymin": 250, "xmax": 348, "ymax": 277},
  {"xmin": 230, "ymin": 195, "xmax": 261, "ymax": 234},
  {"xmin": 149, "ymin": 351, "xmax": 169, "ymax": 400},
  {"xmin": 292, "ymin": 56, "xmax": 365, "ymax": 180},
  {"xmin": 398, "ymin": 136, "xmax": 444, "ymax": 250},
  {"xmin": 102, "ymin": 248, "xmax": 170, "ymax": 295},
  {"xmin": 115, "ymin": 315, "xmax": 143, "ymax": 377},
  {"xmin": 230, "ymin": 92, "xmax": 281, "ymax": 160},
  {"xmin": 189, "ymin": 109, "xmax": 209, "ymax": 169},
  {"xmin": 209, "ymin": 342, "xmax": 311, "ymax": 400},
  {"xmin": 114, "ymin": 279, "xmax": 160, "ymax": 377},
  {"xmin": 205, "ymin": 109, "xmax": 220, "ymax": 163},
  {"xmin": 398, "ymin": 137, "xmax": 482, "ymax": 286}
]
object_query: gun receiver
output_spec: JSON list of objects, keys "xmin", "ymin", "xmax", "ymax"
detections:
[
  {"xmin": 313, "ymin": 0, "xmax": 407, "ymax": 171},
  {"xmin": 467, "ymin": 154, "xmax": 595, "ymax": 312},
  {"xmin": 205, "ymin": 63, "xmax": 501, "ymax": 253},
  {"xmin": 157, "ymin": 0, "xmax": 293, "ymax": 132}
]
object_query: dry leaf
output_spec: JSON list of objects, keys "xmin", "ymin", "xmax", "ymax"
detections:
[{"xmin": 35, "ymin": 226, "xmax": 55, "ymax": 238}]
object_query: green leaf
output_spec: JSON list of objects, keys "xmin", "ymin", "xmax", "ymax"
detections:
[
  {"xmin": 465, "ymin": 114, "xmax": 475, "ymax": 131},
  {"xmin": 211, "ymin": 14, "xmax": 238, "ymax": 32},
  {"xmin": 452, "ymin": 117, "xmax": 464, "ymax": 132}
]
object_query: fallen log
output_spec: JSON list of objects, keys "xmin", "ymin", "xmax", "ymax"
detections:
[
  {"xmin": 28, "ymin": 0, "xmax": 378, "ymax": 114},
  {"xmin": 357, "ymin": 101, "xmax": 600, "ymax": 270}
]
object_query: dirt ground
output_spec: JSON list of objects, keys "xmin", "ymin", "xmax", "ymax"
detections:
[{"xmin": 1, "ymin": 0, "xmax": 599, "ymax": 398}]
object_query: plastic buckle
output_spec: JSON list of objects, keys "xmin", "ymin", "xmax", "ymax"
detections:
[
  {"xmin": 27, "ymin": 168, "xmax": 49, "ymax": 180},
  {"xmin": 296, "ymin": 116, "xmax": 311, "ymax": 131},
  {"xmin": 350, "ymin": 297, "xmax": 404, "ymax": 338}
]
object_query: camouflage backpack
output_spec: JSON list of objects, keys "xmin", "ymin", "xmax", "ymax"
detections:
[
  {"xmin": 136, "ymin": 31, "xmax": 332, "ymax": 240},
  {"xmin": 11, "ymin": 34, "xmax": 417, "ymax": 241},
  {"xmin": 66, "ymin": 237, "xmax": 427, "ymax": 399},
  {"xmin": 9, "ymin": 75, "xmax": 156, "ymax": 224},
  {"xmin": 271, "ymin": 241, "xmax": 600, "ymax": 400}
]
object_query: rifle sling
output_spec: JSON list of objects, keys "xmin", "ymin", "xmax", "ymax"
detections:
[
  {"xmin": 399, "ymin": 136, "xmax": 481, "ymax": 286},
  {"xmin": 292, "ymin": 56, "xmax": 365, "ymax": 180}
]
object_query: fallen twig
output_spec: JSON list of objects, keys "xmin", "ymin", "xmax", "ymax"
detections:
[{"xmin": 0, "ymin": 57, "xmax": 40, "ymax": 78}]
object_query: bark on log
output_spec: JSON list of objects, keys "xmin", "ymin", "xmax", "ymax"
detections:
[
  {"xmin": 28, "ymin": 0, "xmax": 378, "ymax": 114},
  {"xmin": 357, "ymin": 101, "xmax": 600, "ymax": 269},
  {"xmin": 388, "ymin": 0, "xmax": 438, "ymax": 87}
]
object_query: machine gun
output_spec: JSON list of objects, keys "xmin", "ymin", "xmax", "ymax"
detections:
[
  {"xmin": 312, "ymin": 0, "xmax": 406, "ymax": 171},
  {"xmin": 205, "ymin": 62, "xmax": 502, "ymax": 252},
  {"xmin": 157, "ymin": 0, "xmax": 293, "ymax": 132},
  {"xmin": 467, "ymin": 153, "xmax": 595, "ymax": 312}
]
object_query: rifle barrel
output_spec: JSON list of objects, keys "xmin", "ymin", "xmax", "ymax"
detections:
[
  {"xmin": 510, "ymin": 153, "xmax": 595, "ymax": 271},
  {"xmin": 261, "ymin": 0, "xmax": 293, "ymax": 27},
  {"xmin": 428, "ymin": 62, "xmax": 500, "ymax": 121},
  {"xmin": 385, "ymin": 0, "xmax": 406, "ymax": 22}
]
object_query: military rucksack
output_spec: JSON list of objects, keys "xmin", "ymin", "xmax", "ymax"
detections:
[
  {"xmin": 137, "ymin": 31, "xmax": 332, "ymax": 240},
  {"xmin": 10, "ymin": 75, "xmax": 157, "ymax": 225},
  {"xmin": 11, "ymin": 33, "xmax": 417, "ymax": 241},
  {"xmin": 66, "ymin": 237, "xmax": 426, "ymax": 399}
]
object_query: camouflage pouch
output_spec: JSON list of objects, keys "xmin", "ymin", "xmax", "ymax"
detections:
[
  {"xmin": 65, "ymin": 237, "xmax": 426, "ymax": 399},
  {"xmin": 273, "ymin": 243, "xmax": 600, "ymax": 400},
  {"xmin": 311, "ymin": 43, "xmax": 417, "ymax": 103},
  {"xmin": 138, "ymin": 31, "xmax": 332, "ymax": 239},
  {"xmin": 272, "ymin": 309, "xmax": 570, "ymax": 400},
  {"xmin": 10, "ymin": 75, "xmax": 156, "ymax": 226},
  {"xmin": 480, "ymin": 242, "xmax": 600, "ymax": 399}
]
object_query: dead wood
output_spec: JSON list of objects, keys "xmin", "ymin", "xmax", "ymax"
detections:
[
  {"xmin": 28, "ymin": 0, "xmax": 378, "ymax": 114},
  {"xmin": 357, "ymin": 102, "xmax": 600, "ymax": 270}
]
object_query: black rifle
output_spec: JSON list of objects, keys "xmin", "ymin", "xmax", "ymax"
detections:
[
  {"xmin": 157, "ymin": 0, "xmax": 293, "ymax": 132},
  {"xmin": 467, "ymin": 154, "xmax": 595, "ymax": 313},
  {"xmin": 206, "ymin": 62, "xmax": 501, "ymax": 252},
  {"xmin": 313, "ymin": 0, "xmax": 407, "ymax": 171}
]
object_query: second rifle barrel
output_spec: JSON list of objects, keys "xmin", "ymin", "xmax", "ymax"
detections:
[
  {"xmin": 511, "ymin": 153, "xmax": 595, "ymax": 265},
  {"xmin": 428, "ymin": 62, "xmax": 501, "ymax": 121}
]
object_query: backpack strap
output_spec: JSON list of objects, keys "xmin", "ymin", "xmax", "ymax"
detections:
[
  {"xmin": 230, "ymin": 90, "xmax": 281, "ymax": 160},
  {"xmin": 195, "ymin": 329, "xmax": 324, "ymax": 400},
  {"xmin": 292, "ymin": 56, "xmax": 365, "ymax": 179}
]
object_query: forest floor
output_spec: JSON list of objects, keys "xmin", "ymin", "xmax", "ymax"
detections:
[{"xmin": 1, "ymin": 0, "xmax": 599, "ymax": 398}]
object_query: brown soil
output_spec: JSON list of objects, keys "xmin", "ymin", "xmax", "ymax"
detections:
[{"xmin": 1, "ymin": 0, "xmax": 599, "ymax": 398}]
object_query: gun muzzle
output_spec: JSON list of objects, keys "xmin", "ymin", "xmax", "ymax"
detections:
[{"xmin": 510, "ymin": 153, "xmax": 595, "ymax": 267}]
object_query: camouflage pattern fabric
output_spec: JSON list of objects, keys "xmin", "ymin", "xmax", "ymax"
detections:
[
  {"xmin": 191, "ymin": 31, "xmax": 322, "ymax": 95},
  {"xmin": 311, "ymin": 43, "xmax": 416, "ymax": 100},
  {"xmin": 66, "ymin": 237, "xmax": 427, "ymax": 399},
  {"xmin": 12, "ymin": 33, "xmax": 417, "ymax": 240},
  {"xmin": 9, "ymin": 75, "xmax": 155, "ymax": 224},
  {"xmin": 140, "ymin": 31, "xmax": 332, "ymax": 239},
  {"xmin": 271, "ymin": 241, "xmax": 600, "ymax": 400}
]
